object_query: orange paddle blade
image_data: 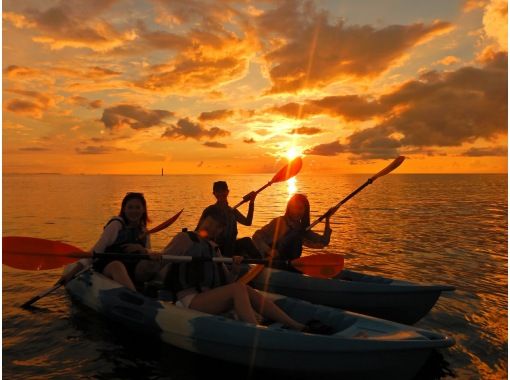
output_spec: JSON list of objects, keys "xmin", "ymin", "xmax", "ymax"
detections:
[
  {"xmin": 148, "ymin": 209, "xmax": 183, "ymax": 234},
  {"xmin": 3, "ymin": 236, "xmax": 88, "ymax": 270},
  {"xmin": 238, "ymin": 264, "xmax": 265, "ymax": 284},
  {"xmin": 291, "ymin": 253, "xmax": 344, "ymax": 279},
  {"xmin": 271, "ymin": 156, "xmax": 303, "ymax": 183},
  {"xmin": 371, "ymin": 156, "xmax": 405, "ymax": 182}
]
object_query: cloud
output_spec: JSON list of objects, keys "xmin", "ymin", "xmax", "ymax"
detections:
[
  {"xmin": 305, "ymin": 140, "xmax": 345, "ymax": 156},
  {"xmin": 18, "ymin": 147, "xmax": 51, "ymax": 152},
  {"xmin": 5, "ymin": 99, "xmax": 45, "ymax": 118},
  {"xmin": 482, "ymin": 0, "xmax": 507, "ymax": 51},
  {"xmin": 257, "ymin": 1, "xmax": 453, "ymax": 93},
  {"xmin": 203, "ymin": 141, "xmax": 227, "ymax": 148},
  {"xmin": 243, "ymin": 137, "xmax": 256, "ymax": 144},
  {"xmin": 162, "ymin": 118, "xmax": 230, "ymax": 140},
  {"xmin": 462, "ymin": 146, "xmax": 507, "ymax": 156},
  {"xmin": 198, "ymin": 109, "xmax": 235, "ymax": 122},
  {"xmin": 69, "ymin": 96, "xmax": 103, "ymax": 109},
  {"xmin": 270, "ymin": 95, "xmax": 386, "ymax": 121},
  {"xmin": 76, "ymin": 145, "xmax": 127, "ymax": 154},
  {"xmin": 4, "ymin": 90, "xmax": 56, "ymax": 119},
  {"xmin": 100, "ymin": 104, "xmax": 174, "ymax": 130},
  {"xmin": 304, "ymin": 52, "xmax": 507, "ymax": 160},
  {"xmin": 436, "ymin": 55, "xmax": 461, "ymax": 66},
  {"xmin": 5, "ymin": 1, "xmax": 135, "ymax": 52},
  {"xmin": 3, "ymin": 65, "xmax": 40, "ymax": 79},
  {"xmin": 291, "ymin": 126, "xmax": 323, "ymax": 135}
]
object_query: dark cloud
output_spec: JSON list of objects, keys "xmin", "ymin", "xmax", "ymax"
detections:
[
  {"xmin": 291, "ymin": 126, "xmax": 323, "ymax": 135},
  {"xmin": 76, "ymin": 145, "xmax": 127, "ymax": 154},
  {"xmin": 162, "ymin": 118, "xmax": 230, "ymax": 140},
  {"xmin": 305, "ymin": 140, "xmax": 345, "ymax": 156},
  {"xmin": 5, "ymin": 99, "xmax": 45, "ymax": 118},
  {"xmin": 243, "ymin": 137, "xmax": 256, "ymax": 144},
  {"xmin": 203, "ymin": 141, "xmax": 227, "ymax": 148},
  {"xmin": 462, "ymin": 146, "xmax": 507, "ymax": 156},
  {"xmin": 198, "ymin": 109, "xmax": 234, "ymax": 122},
  {"xmin": 100, "ymin": 104, "xmax": 174, "ymax": 130},
  {"xmin": 5, "ymin": 1, "xmax": 131, "ymax": 52},
  {"xmin": 258, "ymin": 0, "xmax": 452, "ymax": 93}
]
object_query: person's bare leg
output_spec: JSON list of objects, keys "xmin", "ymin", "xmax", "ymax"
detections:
[
  {"xmin": 103, "ymin": 261, "xmax": 136, "ymax": 291},
  {"xmin": 189, "ymin": 283, "xmax": 258, "ymax": 324},
  {"xmin": 246, "ymin": 286, "xmax": 304, "ymax": 330}
]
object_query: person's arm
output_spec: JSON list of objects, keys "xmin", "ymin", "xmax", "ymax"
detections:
[
  {"xmin": 90, "ymin": 220, "xmax": 123, "ymax": 253},
  {"xmin": 234, "ymin": 192, "xmax": 256, "ymax": 226},
  {"xmin": 163, "ymin": 232, "xmax": 193, "ymax": 256},
  {"xmin": 194, "ymin": 208, "xmax": 208, "ymax": 231},
  {"xmin": 252, "ymin": 217, "xmax": 284, "ymax": 257},
  {"xmin": 303, "ymin": 216, "xmax": 332, "ymax": 248}
]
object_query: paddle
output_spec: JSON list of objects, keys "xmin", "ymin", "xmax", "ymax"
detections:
[
  {"xmin": 148, "ymin": 209, "xmax": 184, "ymax": 234},
  {"xmin": 233, "ymin": 157, "xmax": 303, "ymax": 209},
  {"xmin": 307, "ymin": 156, "xmax": 405, "ymax": 230},
  {"xmin": 234, "ymin": 157, "xmax": 303, "ymax": 283},
  {"xmin": 3, "ymin": 236, "xmax": 344, "ymax": 278},
  {"xmin": 8, "ymin": 208, "xmax": 183, "ymax": 307}
]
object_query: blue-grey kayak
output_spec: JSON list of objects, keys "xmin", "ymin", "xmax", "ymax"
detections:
[
  {"xmin": 243, "ymin": 267, "xmax": 455, "ymax": 324},
  {"xmin": 65, "ymin": 268, "xmax": 454, "ymax": 379}
]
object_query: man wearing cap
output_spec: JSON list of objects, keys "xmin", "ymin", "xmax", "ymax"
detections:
[{"xmin": 195, "ymin": 181, "xmax": 262, "ymax": 258}]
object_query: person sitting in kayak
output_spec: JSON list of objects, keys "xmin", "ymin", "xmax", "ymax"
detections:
[
  {"xmin": 58, "ymin": 192, "xmax": 163, "ymax": 290},
  {"xmin": 252, "ymin": 193, "xmax": 332, "ymax": 270},
  {"xmin": 163, "ymin": 207, "xmax": 306, "ymax": 331},
  {"xmin": 195, "ymin": 181, "xmax": 262, "ymax": 259}
]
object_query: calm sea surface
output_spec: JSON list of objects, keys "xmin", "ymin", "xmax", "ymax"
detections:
[{"xmin": 2, "ymin": 174, "xmax": 507, "ymax": 379}]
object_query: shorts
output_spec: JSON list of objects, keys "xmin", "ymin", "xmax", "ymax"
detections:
[{"xmin": 175, "ymin": 292, "xmax": 198, "ymax": 308}]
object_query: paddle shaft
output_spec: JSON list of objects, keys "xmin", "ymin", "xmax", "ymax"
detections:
[
  {"xmin": 307, "ymin": 156, "xmax": 405, "ymax": 230},
  {"xmin": 307, "ymin": 178, "xmax": 373, "ymax": 230},
  {"xmin": 21, "ymin": 265, "xmax": 90, "ymax": 308},
  {"xmin": 232, "ymin": 181, "xmax": 271, "ymax": 209}
]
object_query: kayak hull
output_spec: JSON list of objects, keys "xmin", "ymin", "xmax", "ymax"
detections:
[
  {"xmin": 65, "ymin": 269, "xmax": 454, "ymax": 379},
  {"xmin": 245, "ymin": 268, "xmax": 455, "ymax": 324}
]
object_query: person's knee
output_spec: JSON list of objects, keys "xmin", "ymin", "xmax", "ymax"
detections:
[
  {"xmin": 231, "ymin": 282, "xmax": 248, "ymax": 295},
  {"xmin": 104, "ymin": 261, "xmax": 126, "ymax": 275}
]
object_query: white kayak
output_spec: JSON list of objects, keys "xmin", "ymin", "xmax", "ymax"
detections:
[
  {"xmin": 65, "ymin": 267, "xmax": 454, "ymax": 379},
  {"xmin": 242, "ymin": 267, "xmax": 455, "ymax": 324}
]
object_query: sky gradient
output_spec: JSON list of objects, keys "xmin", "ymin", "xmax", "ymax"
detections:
[{"xmin": 3, "ymin": 0, "xmax": 508, "ymax": 174}]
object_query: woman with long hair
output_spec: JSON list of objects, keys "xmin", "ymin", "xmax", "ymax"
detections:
[{"xmin": 252, "ymin": 194, "xmax": 332, "ymax": 269}]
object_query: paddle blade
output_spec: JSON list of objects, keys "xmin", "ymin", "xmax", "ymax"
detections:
[
  {"xmin": 148, "ymin": 209, "xmax": 183, "ymax": 234},
  {"xmin": 2, "ymin": 236, "xmax": 87, "ymax": 270},
  {"xmin": 291, "ymin": 253, "xmax": 344, "ymax": 279},
  {"xmin": 370, "ymin": 156, "xmax": 405, "ymax": 182},
  {"xmin": 270, "ymin": 156, "xmax": 303, "ymax": 183},
  {"xmin": 238, "ymin": 264, "xmax": 265, "ymax": 284}
]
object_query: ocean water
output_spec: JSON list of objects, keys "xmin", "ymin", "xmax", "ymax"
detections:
[{"xmin": 2, "ymin": 173, "xmax": 507, "ymax": 379}]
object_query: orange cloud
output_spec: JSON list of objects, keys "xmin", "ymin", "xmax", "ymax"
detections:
[
  {"xmin": 4, "ymin": 89, "xmax": 57, "ymax": 118},
  {"xmin": 258, "ymin": 1, "xmax": 453, "ymax": 93},
  {"xmin": 3, "ymin": 65, "xmax": 40, "ymax": 78},
  {"xmin": 436, "ymin": 55, "xmax": 461, "ymax": 65},
  {"xmin": 69, "ymin": 96, "xmax": 103, "ymax": 109}
]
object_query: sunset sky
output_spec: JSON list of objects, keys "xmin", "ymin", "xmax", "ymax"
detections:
[{"xmin": 3, "ymin": 0, "xmax": 508, "ymax": 174}]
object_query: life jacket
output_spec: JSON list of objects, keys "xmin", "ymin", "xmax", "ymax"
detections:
[
  {"xmin": 165, "ymin": 231, "xmax": 227, "ymax": 302},
  {"xmin": 273, "ymin": 218, "xmax": 304, "ymax": 269},
  {"xmin": 104, "ymin": 216, "xmax": 148, "ymax": 253}
]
